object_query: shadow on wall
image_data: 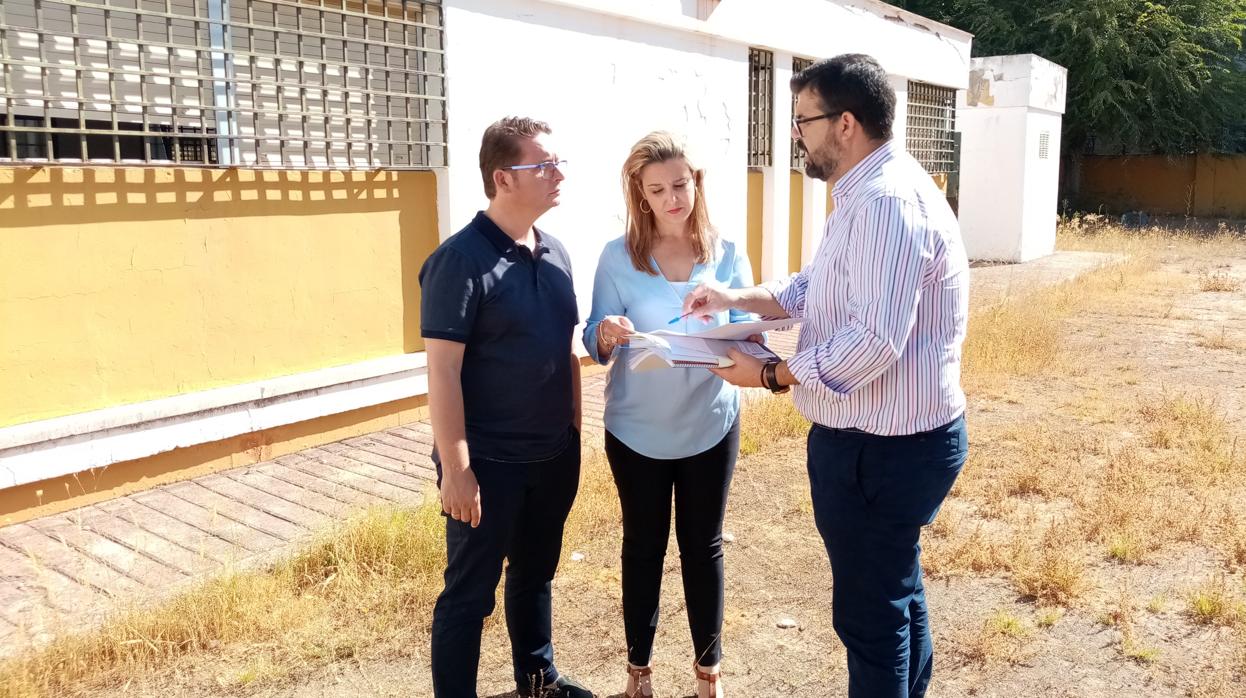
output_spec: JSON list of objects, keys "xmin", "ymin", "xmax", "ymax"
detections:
[
  {"xmin": 1, "ymin": 166, "xmax": 418, "ymax": 224},
  {"xmin": 0, "ymin": 166, "xmax": 439, "ymax": 426}
]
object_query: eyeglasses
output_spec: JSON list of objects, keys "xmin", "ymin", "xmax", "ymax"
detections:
[
  {"xmin": 501, "ymin": 159, "xmax": 567, "ymax": 179},
  {"xmin": 792, "ymin": 111, "xmax": 843, "ymax": 138}
]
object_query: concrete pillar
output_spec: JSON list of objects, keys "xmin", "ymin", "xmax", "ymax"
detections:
[
  {"xmin": 957, "ymin": 54, "xmax": 1067, "ymax": 262},
  {"xmin": 760, "ymin": 52, "xmax": 794, "ymax": 282},
  {"xmin": 890, "ymin": 75, "xmax": 909, "ymax": 147},
  {"xmin": 799, "ymin": 175, "xmax": 826, "ymax": 268}
]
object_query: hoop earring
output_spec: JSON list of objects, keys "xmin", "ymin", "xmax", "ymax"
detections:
[{"xmin": 640, "ymin": 199, "xmax": 652, "ymax": 214}]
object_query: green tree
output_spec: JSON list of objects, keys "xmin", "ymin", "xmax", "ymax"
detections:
[{"xmin": 895, "ymin": 0, "xmax": 1246, "ymax": 155}]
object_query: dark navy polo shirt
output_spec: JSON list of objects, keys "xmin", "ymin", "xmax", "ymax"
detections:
[{"xmin": 419, "ymin": 211, "xmax": 579, "ymax": 462}]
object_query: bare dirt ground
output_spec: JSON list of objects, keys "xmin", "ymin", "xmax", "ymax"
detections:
[{"xmin": 56, "ymin": 229, "xmax": 1246, "ymax": 698}]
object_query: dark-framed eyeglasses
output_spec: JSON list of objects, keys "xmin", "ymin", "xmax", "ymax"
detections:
[
  {"xmin": 792, "ymin": 111, "xmax": 844, "ymax": 138},
  {"xmin": 501, "ymin": 160, "xmax": 567, "ymax": 179}
]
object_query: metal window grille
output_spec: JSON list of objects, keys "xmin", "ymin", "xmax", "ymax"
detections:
[
  {"xmin": 0, "ymin": 0, "xmax": 446, "ymax": 168},
  {"xmin": 905, "ymin": 81, "xmax": 956, "ymax": 174},
  {"xmin": 747, "ymin": 47, "xmax": 772, "ymax": 168},
  {"xmin": 790, "ymin": 55, "xmax": 812, "ymax": 170}
]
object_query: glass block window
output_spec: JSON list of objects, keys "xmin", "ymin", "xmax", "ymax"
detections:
[
  {"xmin": 0, "ymin": 0, "xmax": 446, "ymax": 168},
  {"xmin": 906, "ymin": 80, "xmax": 956, "ymax": 174},
  {"xmin": 790, "ymin": 56, "xmax": 813, "ymax": 169},
  {"xmin": 747, "ymin": 47, "xmax": 773, "ymax": 168}
]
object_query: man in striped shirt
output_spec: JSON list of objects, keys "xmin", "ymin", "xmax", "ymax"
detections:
[{"xmin": 683, "ymin": 54, "xmax": 969, "ymax": 697}]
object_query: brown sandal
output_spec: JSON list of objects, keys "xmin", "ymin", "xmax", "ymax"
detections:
[
  {"xmin": 625, "ymin": 663, "xmax": 653, "ymax": 698},
  {"xmin": 694, "ymin": 663, "xmax": 721, "ymax": 698}
]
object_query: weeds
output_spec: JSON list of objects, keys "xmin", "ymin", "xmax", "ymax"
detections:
[
  {"xmin": 1187, "ymin": 576, "xmax": 1246, "ymax": 626},
  {"xmin": 1198, "ymin": 270, "xmax": 1242, "ymax": 292},
  {"xmin": 1010, "ymin": 524, "xmax": 1087, "ymax": 606}
]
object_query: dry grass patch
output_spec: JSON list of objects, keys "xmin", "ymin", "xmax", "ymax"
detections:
[
  {"xmin": 1009, "ymin": 524, "xmax": 1088, "ymax": 606},
  {"xmin": 1187, "ymin": 576, "xmax": 1246, "ymax": 626},
  {"xmin": 0, "ymin": 504, "xmax": 446, "ymax": 697},
  {"xmin": 1142, "ymin": 394, "xmax": 1228, "ymax": 452},
  {"xmin": 1120, "ymin": 631, "xmax": 1160, "ymax": 665},
  {"xmin": 739, "ymin": 391, "xmax": 809, "ymax": 456},
  {"xmin": 954, "ymin": 609, "xmax": 1034, "ymax": 666},
  {"xmin": 1076, "ymin": 445, "xmax": 1179, "ymax": 564},
  {"xmin": 1198, "ymin": 269, "xmax": 1242, "ymax": 292},
  {"xmin": 1099, "ymin": 585, "xmax": 1161, "ymax": 665},
  {"xmin": 962, "ymin": 297, "xmax": 1065, "ymax": 388},
  {"xmin": 1225, "ymin": 516, "xmax": 1246, "ymax": 571},
  {"xmin": 1196, "ymin": 328, "xmax": 1241, "ymax": 351},
  {"xmin": 923, "ymin": 515, "xmax": 1013, "ymax": 578},
  {"xmin": 562, "ymin": 449, "xmax": 621, "ymax": 548},
  {"xmin": 962, "ymin": 248, "xmax": 1153, "ymax": 395},
  {"xmin": 1140, "ymin": 393, "xmax": 1244, "ymax": 486},
  {"xmin": 1035, "ymin": 608, "xmax": 1063, "ymax": 629}
]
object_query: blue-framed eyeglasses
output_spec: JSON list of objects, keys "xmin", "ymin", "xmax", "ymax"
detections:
[{"xmin": 501, "ymin": 160, "xmax": 567, "ymax": 179}]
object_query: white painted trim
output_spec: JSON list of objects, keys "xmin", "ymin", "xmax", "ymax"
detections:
[
  {"xmin": 761, "ymin": 52, "xmax": 795, "ymax": 282},
  {"xmin": 532, "ymin": 0, "xmax": 974, "ymax": 45},
  {"xmin": 800, "ymin": 175, "xmax": 826, "ymax": 269},
  {"xmin": 0, "ymin": 354, "xmax": 428, "ymax": 489},
  {"xmin": 435, "ymin": 162, "xmax": 454, "ymax": 242}
]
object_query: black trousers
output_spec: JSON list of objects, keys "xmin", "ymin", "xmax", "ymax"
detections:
[
  {"xmin": 430, "ymin": 428, "xmax": 581, "ymax": 697},
  {"xmin": 604, "ymin": 420, "xmax": 739, "ymax": 667}
]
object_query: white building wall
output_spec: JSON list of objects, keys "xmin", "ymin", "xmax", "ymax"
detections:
[
  {"xmin": 890, "ymin": 76, "xmax": 910, "ymax": 146},
  {"xmin": 1021, "ymin": 111, "xmax": 1064, "ymax": 261},
  {"xmin": 443, "ymin": 0, "xmax": 750, "ymax": 308},
  {"xmin": 443, "ymin": 0, "xmax": 972, "ymax": 296},
  {"xmin": 956, "ymin": 106, "xmax": 1030, "ymax": 261},
  {"xmin": 760, "ymin": 51, "xmax": 795, "ymax": 282},
  {"xmin": 957, "ymin": 54, "xmax": 1067, "ymax": 262}
]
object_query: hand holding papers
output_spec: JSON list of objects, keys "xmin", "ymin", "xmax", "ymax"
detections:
[{"xmin": 623, "ymin": 319, "xmax": 798, "ymax": 372}]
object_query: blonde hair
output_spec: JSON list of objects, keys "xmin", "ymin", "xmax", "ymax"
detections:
[{"xmin": 621, "ymin": 131, "xmax": 716, "ymax": 274}]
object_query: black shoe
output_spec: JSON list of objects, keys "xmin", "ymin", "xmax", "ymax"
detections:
[{"xmin": 517, "ymin": 673, "xmax": 594, "ymax": 698}]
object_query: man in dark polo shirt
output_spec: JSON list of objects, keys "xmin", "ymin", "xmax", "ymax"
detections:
[{"xmin": 420, "ymin": 117, "xmax": 593, "ymax": 698}]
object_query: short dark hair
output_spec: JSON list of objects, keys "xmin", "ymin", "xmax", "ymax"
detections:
[
  {"xmin": 479, "ymin": 116, "xmax": 552, "ymax": 198},
  {"xmin": 791, "ymin": 54, "xmax": 895, "ymax": 141}
]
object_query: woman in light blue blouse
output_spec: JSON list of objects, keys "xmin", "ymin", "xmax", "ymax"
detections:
[{"xmin": 583, "ymin": 131, "xmax": 755, "ymax": 698}]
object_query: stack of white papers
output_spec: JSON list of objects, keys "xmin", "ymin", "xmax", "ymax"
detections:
[{"xmin": 623, "ymin": 319, "xmax": 798, "ymax": 372}]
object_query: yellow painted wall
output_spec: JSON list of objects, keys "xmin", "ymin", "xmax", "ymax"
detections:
[
  {"xmin": 788, "ymin": 170, "xmax": 804, "ymax": 274},
  {"xmin": 746, "ymin": 169, "xmax": 764, "ymax": 284},
  {"xmin": 0, "ymin": 167, "xmax": 440, "ymax": 428},
  {"xmin": 1196, "ymin": 154, "xmax": 1246, "ymax": 218},
  {"xmin": 1078, "ymin": 156, "xmax": 1197, "ymax": 215}
]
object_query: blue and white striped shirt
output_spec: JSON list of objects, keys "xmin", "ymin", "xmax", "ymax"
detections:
[{"xmin": 766, "ymin": 140, "xmax": 969, "ymax": 436}]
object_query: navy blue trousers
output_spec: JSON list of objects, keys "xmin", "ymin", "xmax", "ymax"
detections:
[
  {"xmin": 806, "ymin": 417, "xmax": 967, "ymax": 698},
  {"xmin": 430, "ymin": 429, "xmax": 580, "ymax": 697}
]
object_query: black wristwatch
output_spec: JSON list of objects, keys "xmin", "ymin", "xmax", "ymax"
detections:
[{"xmin": 761, "ymin": 360, "xmax": 790, "ymax": 394}]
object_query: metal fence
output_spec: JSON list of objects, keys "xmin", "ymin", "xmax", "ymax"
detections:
[
  {"xmin": 0, "ymin": 0, "xmax": 446, "ymax": 168},
  {"xmin": 906, "ymin": 80, "xmax": 956, "ymax": 174}
]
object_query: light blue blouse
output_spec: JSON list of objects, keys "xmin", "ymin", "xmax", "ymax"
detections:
[{"xmin": 582, "ymin": 235, "xmax": 756, "ymax": 460}]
